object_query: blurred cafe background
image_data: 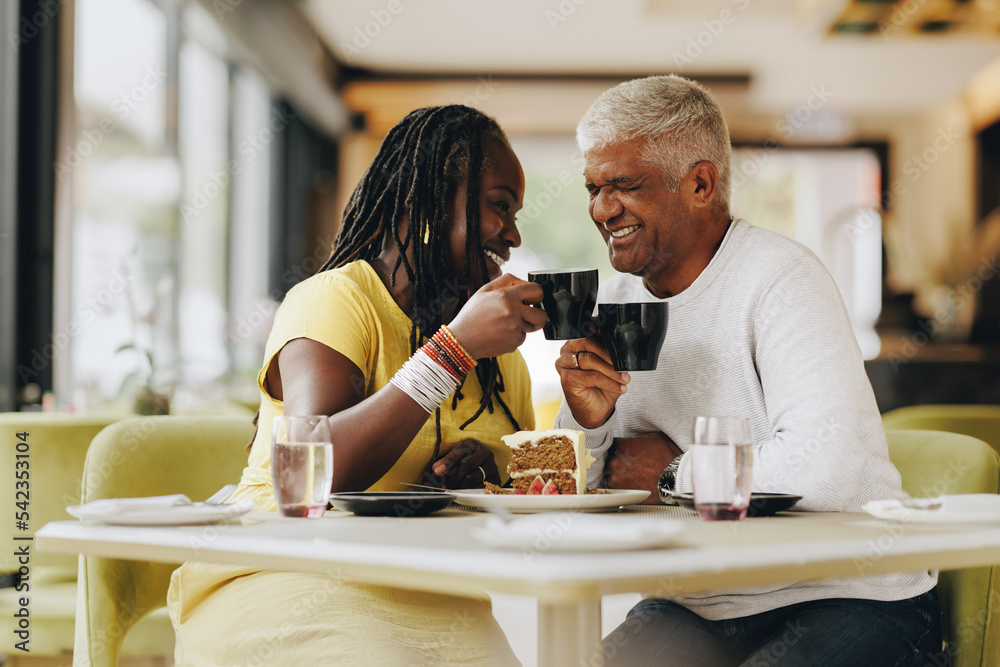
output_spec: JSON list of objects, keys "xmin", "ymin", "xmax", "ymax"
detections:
[{"xmin": 3, "ymin": 0, "xmax": 1000, "ymax": 421}]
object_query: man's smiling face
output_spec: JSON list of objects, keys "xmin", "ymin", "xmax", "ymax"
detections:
[{"xmin": 584, "ymin": 136, "xmax": 696, "ymax": 292}]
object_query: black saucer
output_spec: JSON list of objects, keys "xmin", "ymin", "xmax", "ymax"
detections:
[
  {"xmin": 328, "ymin": 492, "xmax": 455, "ymax": 517},
  {"xmin": 670, "ymin": 492, "xmax": 802, "ymax": 517}
]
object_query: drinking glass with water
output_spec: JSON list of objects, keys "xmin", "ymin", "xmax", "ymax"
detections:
[
  {"xmin": 691, "ymin": 416, "xmax": 753, "ymax": 521},
  {"xmin": 271, "ymin": 415, "xmax": 334, "ymax": 518}
]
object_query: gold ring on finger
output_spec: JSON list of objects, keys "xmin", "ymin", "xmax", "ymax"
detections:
[{"xmin": 572, "ymin": 352, "xmax": 580, "ymax": 368}]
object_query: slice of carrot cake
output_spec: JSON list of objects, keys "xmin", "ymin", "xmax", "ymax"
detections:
[{"xmin": 499, "ymin": 429, "xmax": 595, "ymax": 494}]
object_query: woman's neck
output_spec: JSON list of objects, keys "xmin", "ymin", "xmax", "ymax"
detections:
[
  {"xmin": 369, "ymin": 255, "xmax": 464, "ymax": 327},
  {"xmin": 369, "ymin": 255, "xmax": 413, "ymax": 316}
]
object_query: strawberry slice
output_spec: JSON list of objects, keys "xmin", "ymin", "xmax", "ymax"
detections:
[
  {"xmin": 526, "ymin": 475, "xmax": 546, "ymax": 495},
  {"xmin": 542, "ymin": 479, "xmax": 561, "ymax": 495}
]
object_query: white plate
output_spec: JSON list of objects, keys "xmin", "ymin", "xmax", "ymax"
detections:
[
  {"xmin": 470, "ymin": 513, "xmax": 684, "ymax": 552},
  {"xmin": 863, "ymin": 495, "xmax": 1000, "ymax": 525},
  {"xmin": 67, "ymin": 499, "xmax": 256, "ymax": 526},
  {"xmin": 450, "ymin": 488, "xmax": 649, "ymax": 513}
]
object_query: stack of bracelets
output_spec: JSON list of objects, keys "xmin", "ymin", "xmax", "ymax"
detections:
[{"xmin": 390, "ymin": 325, "xmax": 477, "ymax": 413}]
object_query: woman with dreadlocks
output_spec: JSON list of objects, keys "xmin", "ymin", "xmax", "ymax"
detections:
[{"xmin": 166, "ymin": 106, "xmax": 543, "ymax": 665}]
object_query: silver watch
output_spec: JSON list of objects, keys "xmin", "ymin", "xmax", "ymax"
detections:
[{"xmin": 657, "ymin": 454, "xmax": 684, "ymax": 504}]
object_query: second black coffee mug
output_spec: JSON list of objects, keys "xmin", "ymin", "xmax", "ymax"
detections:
[
  {"xmin": 597, "ymin": 302, "xmax": 668, "ymax": 371},
  {"xmin": 528, "ymin": 269, "xmax": 599, "ymax": 340}
]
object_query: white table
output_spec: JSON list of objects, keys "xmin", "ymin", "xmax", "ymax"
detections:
[{"xmin": 37, "ymin": 506, "xmax": 1000, "ymax": 666}]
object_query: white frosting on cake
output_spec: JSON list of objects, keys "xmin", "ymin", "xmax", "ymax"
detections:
[{"xmin": 500, "ymin": 428, "xmax": 594, "ymax": 494}]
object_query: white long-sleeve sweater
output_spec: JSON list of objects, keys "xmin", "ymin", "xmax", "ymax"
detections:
[{"xmin": 555, "ymin": 219, "xmax": 935, "ymax": 620}]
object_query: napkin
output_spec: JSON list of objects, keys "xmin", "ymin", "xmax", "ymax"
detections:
[
  {"xmin": 474, "ymin": 513, "xmax": 684, "ymax": 551},
  {"xmin": 940, "ymin": 494, "xmax": 1000, "ymax": 513},
  {"xmin": 863, "ymin": 498, "xmax": 938, "ymax": 515},
  {"xmin": 863, "ymin": 494, "xmax": 1000, "ymax": 523},
  {"xmin": 72, "ymin": 494, "xmax": 193, "ymax": 515}
]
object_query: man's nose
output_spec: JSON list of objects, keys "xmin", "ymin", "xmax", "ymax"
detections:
[{"xmin": 590, "ymin": 189, "xmax": 622, "ymax": 224}]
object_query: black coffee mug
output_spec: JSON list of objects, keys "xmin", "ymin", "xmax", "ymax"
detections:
[
  {"xmin": 596, "ymin": 302, "xmax": 668, "ymax": 371},
  {"xmin": 528, "ymin": 269, "xmax": 599, "ymax": 340}
]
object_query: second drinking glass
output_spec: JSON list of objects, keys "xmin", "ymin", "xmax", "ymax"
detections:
[{"xmin": 690, "ymin": 416, "xmax": 753, "ymax": 521}]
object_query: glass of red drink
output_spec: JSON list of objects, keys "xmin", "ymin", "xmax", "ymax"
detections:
[{"xmin": 691, "ymin": 416, "xmax": 753, "ymax": 521}]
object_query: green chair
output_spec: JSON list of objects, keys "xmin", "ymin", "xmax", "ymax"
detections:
[
  {"xmin": 886, "ymin": 429, "xmax": 1000, "ymax": 667},
  {"xmin": 884, "ymin": 404, "xmax": 1000, "ymax": 455},
  {"xmin": 0, "ymin": 413, "xmax": 174, "ymax": 663},
  {"xmin": 73, "ymin": 415, "xmax": 254, "ymax": 667}
]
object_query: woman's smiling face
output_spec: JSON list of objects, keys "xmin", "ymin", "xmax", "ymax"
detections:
[{"xmin": 446, "ymin": 136, "xmax": 525, "ymax": 288}]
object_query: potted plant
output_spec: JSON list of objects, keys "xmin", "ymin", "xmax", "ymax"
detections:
[{"xmin": 116, "ymin": 343, "xmax": 172, "ymax": 415}]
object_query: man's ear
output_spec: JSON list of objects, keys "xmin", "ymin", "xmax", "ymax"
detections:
[{"xmin": 684, "ymin": 161, "xmax": 719, "ymax": 210}]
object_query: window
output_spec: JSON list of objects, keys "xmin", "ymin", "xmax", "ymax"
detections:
[
  {"xmin": 67, "ymin": 0, "xmax": 275, "ymax": 412},
  {"xmin": 730, "ymin": 146, "xmax": 883, "ymax": 358},
  {"xmin": 70, "ymin": 0, "xmax": 175, "ymax": 409}
]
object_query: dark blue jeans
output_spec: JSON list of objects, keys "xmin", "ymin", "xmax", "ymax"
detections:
[{"xmin": 602, "ymin": 588, "xmax": 943, "ymax": 667}]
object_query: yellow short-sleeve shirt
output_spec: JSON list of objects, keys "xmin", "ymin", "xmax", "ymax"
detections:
[{"xmin": 237, "ymin": 259, "xmax": 535, "ymax": 508}]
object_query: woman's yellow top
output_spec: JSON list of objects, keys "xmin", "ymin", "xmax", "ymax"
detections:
[
  {"xmin": 236, "ymin": 259, "xmax": 535, "ymax": 508},
  {"xmin": 168, "ymin": 261, "xmax": 530, "ymax": 665}
]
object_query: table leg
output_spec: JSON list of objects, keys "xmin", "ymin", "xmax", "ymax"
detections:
[{"xmin": 537, "ymin": 598, "xmax": 603, "ymax": 667}]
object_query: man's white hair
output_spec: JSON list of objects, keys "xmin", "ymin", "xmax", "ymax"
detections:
[{"xmin": 577, "ymin": 75, "xmax": 731, "ymax": 213}]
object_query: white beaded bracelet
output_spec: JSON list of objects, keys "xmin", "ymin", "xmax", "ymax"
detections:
[{"xmin": 390, "ymin": 348, "xmax": 462, "ymax": 413}]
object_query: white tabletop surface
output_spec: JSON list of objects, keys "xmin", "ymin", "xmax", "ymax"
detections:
[{"xmin": 36, "ymin": 505, "xmax": 1000, "ymax": 602}]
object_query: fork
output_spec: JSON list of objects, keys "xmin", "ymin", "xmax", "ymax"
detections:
[
  {"xmin": 400, "ymin": 483, "xmax": 450, "ymax": 493},
  {"xmin": 479, "ymin": 502, "xmax": 515, "ymax": 525},
  {"xmin": 894, "ymin": 490, "xmax": 942, "ymax": 511},
  {"xmin": 202, "ymin": 484, "xmax": 238, "ymax": 506}
]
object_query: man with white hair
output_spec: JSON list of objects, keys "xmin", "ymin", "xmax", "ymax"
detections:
[{"xmin": 555, "ymin": 75, "xmax": 941, "ymax": 665}]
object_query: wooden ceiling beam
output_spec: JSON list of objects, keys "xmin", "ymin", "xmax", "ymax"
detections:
[{"xmin": 342, "ymin": 76, "xmax": 751, "ymax": 136}]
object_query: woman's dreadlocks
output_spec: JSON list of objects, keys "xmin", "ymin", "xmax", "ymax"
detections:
[{"xmin": 318, "ymin": 105, "xmax": 522, "ymax": 463}]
